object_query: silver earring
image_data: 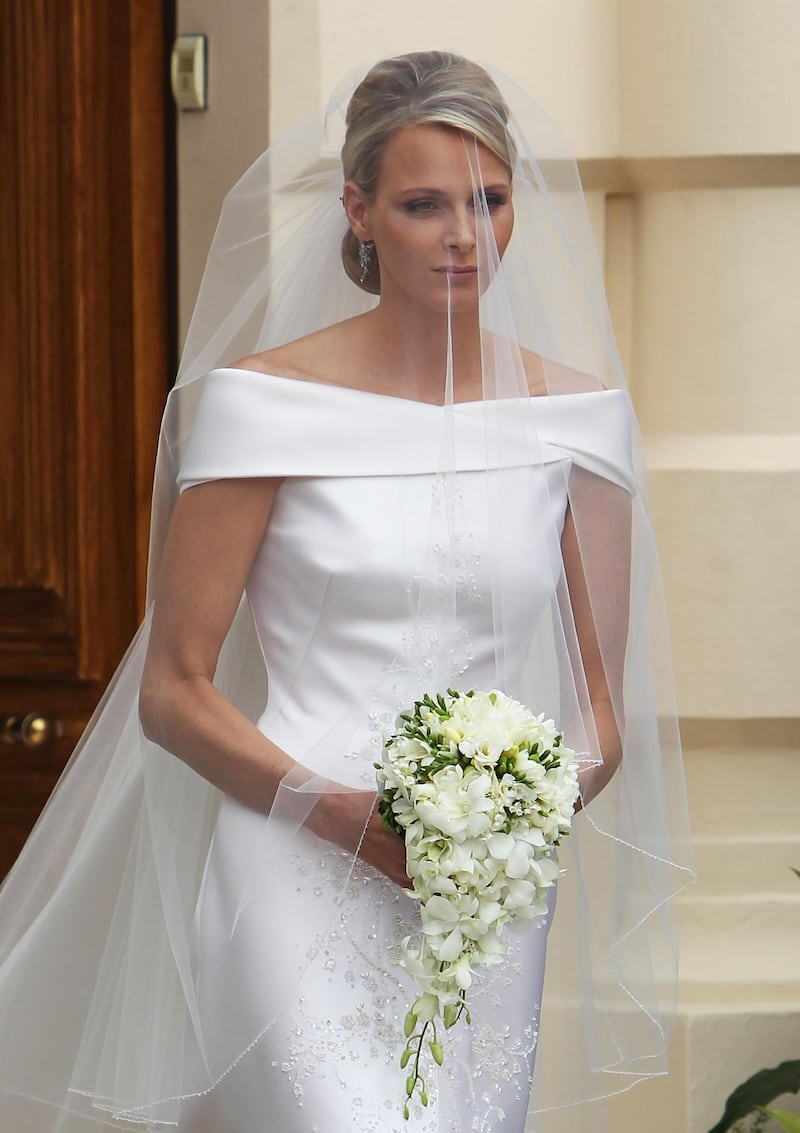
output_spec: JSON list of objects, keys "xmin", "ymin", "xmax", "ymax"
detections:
[{"xmin": 359, "ymin": 240, "xmax": 374, "ymax": 283}]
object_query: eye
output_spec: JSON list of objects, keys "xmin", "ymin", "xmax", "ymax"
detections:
[
  {"xmin": 404, "ymin": 199, "xmax": 439, "ymax": 214},
  {"xmin": 475, "ymin": 193, "xmax": 508, "ymax": 213}
]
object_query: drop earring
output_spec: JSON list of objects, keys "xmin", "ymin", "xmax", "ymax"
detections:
[{"xmin": 359, "ymin": 240, "xmax": 374, "ymax": 284}]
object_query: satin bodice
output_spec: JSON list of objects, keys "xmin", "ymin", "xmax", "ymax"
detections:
[{"xmin": 178, "ymin": 369, "xmax": 633, "ymax": 787}]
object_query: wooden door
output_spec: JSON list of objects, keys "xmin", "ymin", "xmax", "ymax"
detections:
[{"xmin": 0, "ymin": 0, "xmax": 173, "ymax": 877}]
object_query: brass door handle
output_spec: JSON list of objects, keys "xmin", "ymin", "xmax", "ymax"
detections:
[{"xmin": 0, "ymin": 713, "xmax": 63, "ymax": 748}]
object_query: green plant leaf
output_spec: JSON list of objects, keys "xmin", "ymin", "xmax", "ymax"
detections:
[
  {"xmin": 760, "ymin": 1109, "xmax": 800, "ymax": 1133},
  {"xmin": 708, "ymin": 1062, "xmax": 800, "ymax": 1133}
]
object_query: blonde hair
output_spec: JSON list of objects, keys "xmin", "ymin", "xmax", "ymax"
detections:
[{"xmin": 341, "ymin": 51, "xmax": 515, "ymax": 295}]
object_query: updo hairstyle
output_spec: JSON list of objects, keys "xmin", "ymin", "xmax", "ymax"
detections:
[{"xmin": 341, "ymin": 51, "xmax": 515, "ymax": 295}]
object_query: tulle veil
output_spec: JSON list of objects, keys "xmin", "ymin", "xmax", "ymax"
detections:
[{"xmin": 0, "ymin": 53, "xmax": 694, "ymax": 1132}]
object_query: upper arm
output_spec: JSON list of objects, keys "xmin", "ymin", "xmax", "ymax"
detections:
[
  {"xmin": 144, "ymin": 477, "xmax": 281, "ymax": 688},
  {"xmin": 561, "ymin": 467, "xmax": 632, "ymax": 710}
]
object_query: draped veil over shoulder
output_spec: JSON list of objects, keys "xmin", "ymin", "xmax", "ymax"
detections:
[{"xmin": 0, "ymin": 53, "xmax": 693, "ymax": 1133}]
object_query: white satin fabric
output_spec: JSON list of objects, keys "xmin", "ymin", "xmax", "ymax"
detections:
[
  {"xmin": 173, "ymin": 371, "xmax": 633, "ymax": 1132},
  {"xmin": 179, "ymin": 370, "xmax": 634, "ymax": 487}
]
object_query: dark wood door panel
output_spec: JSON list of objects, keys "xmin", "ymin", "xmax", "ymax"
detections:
[
  {"xmin": 0, "ymin": 0, "xmax": 172, "ymax": 878},
  {"xmin": 0, "ymin": 756, "xmax": 73, "ymax": 873}
]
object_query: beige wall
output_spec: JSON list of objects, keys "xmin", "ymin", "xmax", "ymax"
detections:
[
  {"xmin": 275, "ymin": 0, "xmax": 621, "ymax": 153},
  {"xmin": 618, "ymin": 0, "xmax": 800, "ymax": 158},
  {"xmin": 176, "ymin": 0, "xmax": 270, "ymax": 339},
  {"xmin": 175, "ymin": 3, "xmax": 800, "ymax": 1128}
]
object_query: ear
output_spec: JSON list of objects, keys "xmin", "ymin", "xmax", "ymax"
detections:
[{"xmin": 342, "ymin": 181, "xmax": 371, "ymax": 241}]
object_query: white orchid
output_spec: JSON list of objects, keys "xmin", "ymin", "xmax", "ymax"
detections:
[{"xmin": 375, "ymin": 688, "xmax": 579, "ymax": 1120}]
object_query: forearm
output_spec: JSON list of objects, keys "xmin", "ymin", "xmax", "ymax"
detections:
[
  {"xmin": 139, "ymin": 673, "xmax": 294, "ymax": 813},
  {"xmin": 139, "ymin": 672, "xmax": 409, "ymax": 883},
  {"xmin": 577, "ymin": 697, "xmax": 623, "ymax": 808}
]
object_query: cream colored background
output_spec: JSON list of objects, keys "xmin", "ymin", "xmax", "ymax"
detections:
[{"xmin": 175, "ymin": 3, "xmax": 800, "ymax": 1129}]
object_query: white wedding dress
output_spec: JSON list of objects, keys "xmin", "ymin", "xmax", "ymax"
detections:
[
  {"xmin": 173, "ymin": 371, "xmax": 634, "ymax": 1133},
  {"xmin": 0, "ymin": 368, "xmax": 635, "ymax": 1133}
]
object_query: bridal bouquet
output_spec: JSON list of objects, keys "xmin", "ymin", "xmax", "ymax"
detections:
[{"xmin": 375, "ymin": 689, "xmax": 579, "ymax": 1118}]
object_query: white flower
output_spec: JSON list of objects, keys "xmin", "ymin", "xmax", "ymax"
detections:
[
  {"xmin": 443, "ymin": 952, "xmax": 474, "ymax": 991},
  {"xmin": 474, "ymin": 926, "xmax": 506, "ymax": 960},
  {"xmin": 485, "ymin": 831, "xmax": 534, "ymax": 880},
  {"xmin": 500, "ymin": 877, "xmax": 537, "ymax": 912},
  {"xmin": 412, "ymin": 766, "xmax": 497, "ymax": 841},
  {"xmin": 377, "ymin": 686, "xmax": 579, "ymax": 1116},
  {"xmin": 475, "ymin": 895, "xmax": 505, "ymax": 925},
  {"xmin": 398, "ymin": 943, "xmax": 438, "ymax": 991}
]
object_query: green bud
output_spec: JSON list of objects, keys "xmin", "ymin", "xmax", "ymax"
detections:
[
  {"xmin": 406, "ymin": 1075, "xmax": 416, "ymax": 1097},
  {"xmin": 403, "ymin": 1104, "xmax": 410, "ymax": 1121},
  {"xmin": 400, "ymin": 1048, "xmax": 411, "ymax": 1068},
  {"xmin": 421, "ymin": 1090, "xmax": 429, "ymax": 1107},
  {"xmin": 403, "ymin": 1010, "xmax": 417, "ymax": 1038},
  {"xmin": 443, "ymin": 1005, "xmax": 458, "ymax": 1028},
  {"xmin": 430, "ymin": 1041, "xmax": 444, "ymax": 1065}
]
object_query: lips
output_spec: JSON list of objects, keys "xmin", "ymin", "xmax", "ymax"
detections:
[{"xmin": 433, "ymin": 266, "xmax": 477, "ymax": 275}]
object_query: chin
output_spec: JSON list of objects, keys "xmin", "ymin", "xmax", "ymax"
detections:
[
  {"xmin": 442, "ymin": 295, "xmax": 480, "ymax": 316},
  {"xmin": 422, "ymin": 286, "xmax": 481, "ymax": 316}
]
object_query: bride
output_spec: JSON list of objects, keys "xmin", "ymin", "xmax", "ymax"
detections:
[{"xmin": 0, "ymin": 51, "xmax": 693, "ymax": 1132}]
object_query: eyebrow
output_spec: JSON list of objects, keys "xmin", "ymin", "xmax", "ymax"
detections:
[{"xmin": 396, "ymin": 184, "xmax": 511, "ymax": 196}]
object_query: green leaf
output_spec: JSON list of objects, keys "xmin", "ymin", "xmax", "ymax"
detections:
[
  {"xmin": 759, "ymin": 1109, "xmax": 800, "ymax": 1133},
  {"xmin": 707, "ymin": 1062, "xmax": 800, "ymax": 1133},
  {"xmin": 791, "ymin": 868, "xmax": 800, "ymax": 881}
]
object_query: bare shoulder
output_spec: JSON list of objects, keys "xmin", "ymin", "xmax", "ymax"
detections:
[
  {"xmin": 517, "ymin": 347, "xmax": 548, "ymax": 397},
  {"xmin": 518, "ymin": 346, "xmax": 605, "ymax": 396},
  {"xmin": 232, "ymin": 316, "xmax": 367, "ymax": 387}
]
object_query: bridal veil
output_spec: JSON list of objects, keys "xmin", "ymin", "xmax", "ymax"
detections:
[{"xmin": 0, "ymin": 53, "xmax": 694, "ymax": 1131}]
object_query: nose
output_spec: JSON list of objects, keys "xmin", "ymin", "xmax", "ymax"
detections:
[{"xmin": 445, "ymin": 205, "xmax": 476, "ymax": 253}]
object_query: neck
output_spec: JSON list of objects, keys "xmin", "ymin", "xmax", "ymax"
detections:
[{"xmin": 365, "ymin": 298, "xmax": 485, "ymax": 401}]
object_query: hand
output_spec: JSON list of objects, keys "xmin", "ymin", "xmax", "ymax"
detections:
[
  {"xmin": 360, "ymin": 803, "xmax": 411, "ymax": 887},
  {"xmin": 305, "ymin": 789, "xmax": 410, "ymax": 888}
]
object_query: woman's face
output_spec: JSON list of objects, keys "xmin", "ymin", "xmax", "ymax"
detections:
[{"xmin": 346, "ymin": 124, "xmax": 514, "ymax": 315}]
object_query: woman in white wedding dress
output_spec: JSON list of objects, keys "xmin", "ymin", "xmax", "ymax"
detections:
[{"xmin": 0, "ymin": 52, "xmax": 693, "ymax": 1133}]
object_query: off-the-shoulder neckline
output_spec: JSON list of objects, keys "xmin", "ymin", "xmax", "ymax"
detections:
[{"xmin": 205, "ymin": 367, "xmax": 622, "ymax": 408}]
